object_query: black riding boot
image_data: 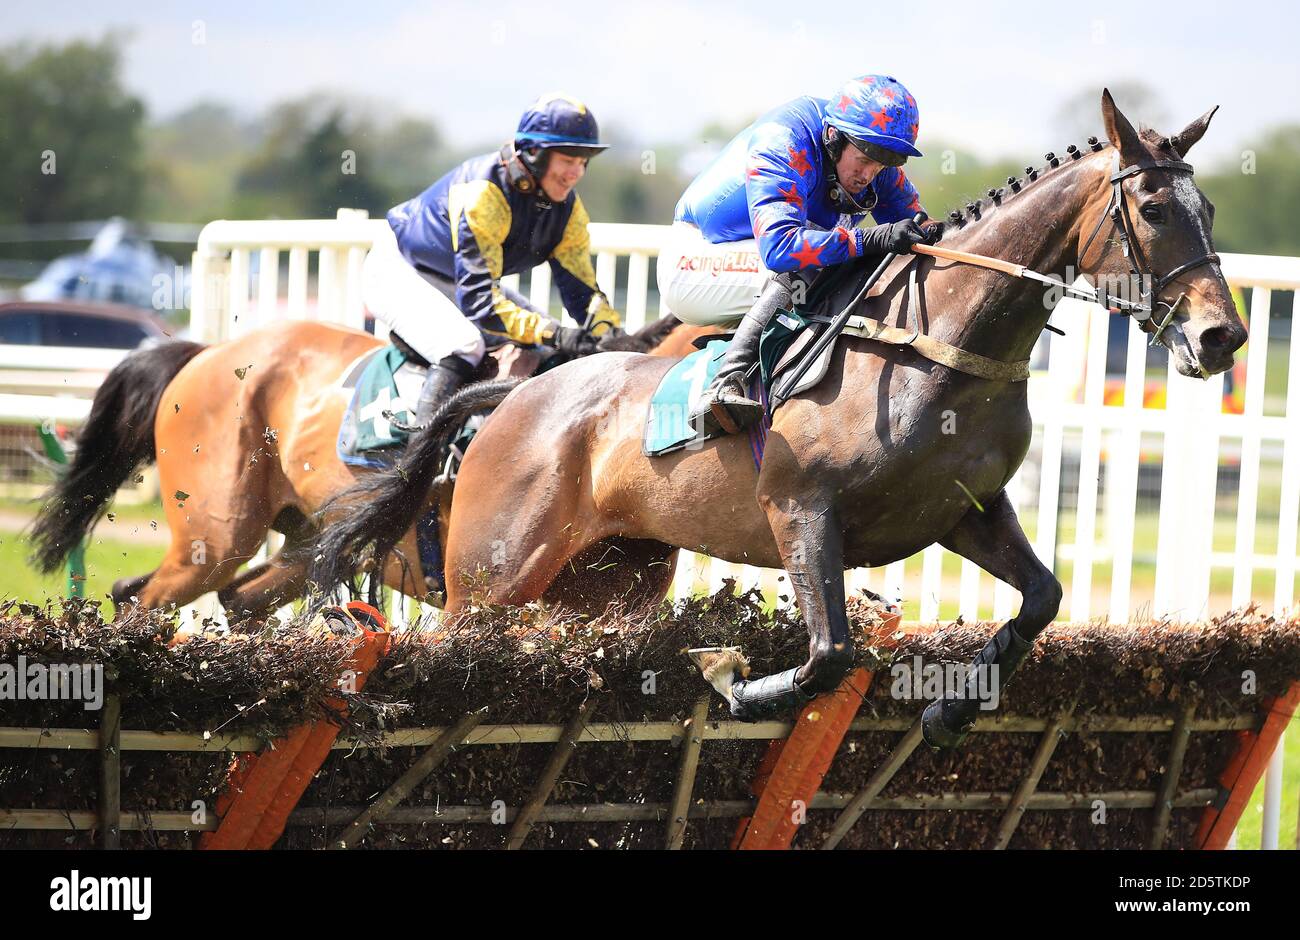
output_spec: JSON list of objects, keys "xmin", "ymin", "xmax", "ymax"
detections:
[
  {"xmin": 413, "ymin": 355, "xmax": 477, "ymax": 427},
  {"xmin": 689, "ymin": 274, "xmax": 795, "ymax": 436}
]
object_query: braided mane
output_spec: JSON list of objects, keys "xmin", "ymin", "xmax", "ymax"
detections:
[{"xmin": 935, "ymin": 136, "xmax": 1113, "ymax": 241}]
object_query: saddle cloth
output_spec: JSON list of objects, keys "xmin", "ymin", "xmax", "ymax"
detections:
[
  {"xmin": 642, "ymin": 310, "xmax": 815, "ymax": 457},
  {"xmin": 336, "ymin": 344, "xmax": 427, "ymax": 469},
  {"xmin": 644, "ymin": 251, "xmax": 1031, "ymax": 461}
]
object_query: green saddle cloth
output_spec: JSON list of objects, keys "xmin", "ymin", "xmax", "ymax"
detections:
[
  {"xmin": 338, "ymin": 344, "xmax": 419, "ymax": 466},
  {"xmin": 642, "ymin": 309, "xmax": 811, "ymax": 457}
]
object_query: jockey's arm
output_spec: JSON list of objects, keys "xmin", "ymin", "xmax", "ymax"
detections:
[
  {"xmin": 448, "ymin": 179, "xmax": 556, "ymax": 346},
  {"xmin": 548, "ymin": 195, "xmax": 622, "ymax": 335},
  {"xmin": 746, "ymin": 130, "xmax": 931, "ymax": 273},
  {"xmin": 745, "ymin": 127, "xmax": 867, "ymax": 273}
]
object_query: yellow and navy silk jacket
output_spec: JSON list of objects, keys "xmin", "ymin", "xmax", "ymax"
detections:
[{"xmin": 386, "ymin": 151, "xmax": 616, "ymax": 346}]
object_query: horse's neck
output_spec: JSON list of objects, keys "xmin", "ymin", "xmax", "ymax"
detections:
[{"xmin": 924, "ymin": 153, "xmax": 1110, "ymax": 366}]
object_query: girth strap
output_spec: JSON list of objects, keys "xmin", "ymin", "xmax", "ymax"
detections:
[{"xmin": 840, "ymin": 314, "xmax": 1031, "ymax": 382}]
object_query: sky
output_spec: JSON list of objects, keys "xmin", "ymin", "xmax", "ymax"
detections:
[{"xmin": 5, "ymin": 0, "xmax": 1300, "ymax": 165}]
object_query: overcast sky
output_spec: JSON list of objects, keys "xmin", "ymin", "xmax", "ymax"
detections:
[{"xmin": 6, "ymin": 0, "xmax": 1299, "ymax": 165}]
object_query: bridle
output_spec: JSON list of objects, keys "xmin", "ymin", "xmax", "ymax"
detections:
[{"xmin": 1079, "ymin": 149, "xmax": 1221, "ymax": 344}]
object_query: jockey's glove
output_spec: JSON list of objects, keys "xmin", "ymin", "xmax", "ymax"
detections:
[
  {"xmin": 546, "ymin": 324, "xmax": 602, "ymax": 357},
  {"xmin": 586, "ymin": 292, "xmax": 623, "ymax": 336},
  {"xmin": 861, "ymin": 218, "xmax": 931, "ymax": 255}
]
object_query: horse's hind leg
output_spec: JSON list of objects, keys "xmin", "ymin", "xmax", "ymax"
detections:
[
  {"xmin": 126, "ymin": 492, "xmax": 283, "ymax": 619},
  {"xmin": 923, "ymin": 489, "xmax": 1062, "ymax": 748},
  {"xmin": 218, "ymin": 507, "xmax": 319, "ymax": 625}
]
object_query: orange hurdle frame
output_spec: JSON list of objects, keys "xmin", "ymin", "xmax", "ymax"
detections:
[{"xmin": 200, "ymin": 602, "xmax": 390, "ymax": 850}]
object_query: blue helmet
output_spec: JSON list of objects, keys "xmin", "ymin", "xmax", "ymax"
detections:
[
  {"xmin": 824, "ymin": 74, "xmax": 923, "ymax": 164},
  {"xmin": 515, "ymin": 93, "xmax": 608, "ymax": 157}
]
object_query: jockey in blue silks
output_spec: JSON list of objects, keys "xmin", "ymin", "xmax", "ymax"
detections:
[
  {"xmin": 364, "ymin": 94, "xmax": 622, "ymax": 424},
  {"xmin": 656, "ymin": 74, "xmax": 943, "ymax": 435}
]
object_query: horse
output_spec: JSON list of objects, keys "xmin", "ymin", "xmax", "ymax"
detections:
[
  {"xmin": 308, "ymin": 91, "xmax": 1245, "ymax": 746},
  {"xmin": 28, "ymin": 313, "xmax": 706, "ymax": 623}
]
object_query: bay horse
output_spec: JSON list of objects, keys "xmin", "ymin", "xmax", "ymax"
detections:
[
  {"xmin": 310, "ymin": 91, "xmax": 1245, "ymax": 745},
  {"xmin": 28, "ymin": 314, "xmax": 704, "ymax": 622}
]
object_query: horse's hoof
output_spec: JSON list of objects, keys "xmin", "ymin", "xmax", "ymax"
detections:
[
  {"xmin": 728, "ymin": 667, "xmax": 812, "ymax": 723},
  {"xmin": 921, "ymin": 699, "xmax": 974, "ymax": 750},
  {"xmin": 687, "ymin": 646, "xmax": 750, "ymax": 702}
]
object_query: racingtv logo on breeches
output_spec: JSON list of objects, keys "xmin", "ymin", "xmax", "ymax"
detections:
[
  {"xmin": 50, "ymin": 871, "xmax": 151, "ymax": 920},
  {"xmin": 0, "ymin": 656, "xmax": 104, "ymax": 710}
]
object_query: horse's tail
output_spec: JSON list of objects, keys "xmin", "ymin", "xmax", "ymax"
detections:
[
  {"xmin": 29, "ymin": 340, "xmax": 207, "ymax": 574},
  {"xmin": 306, "ymin": 377, "xmax": 522, "ymax": 594}
]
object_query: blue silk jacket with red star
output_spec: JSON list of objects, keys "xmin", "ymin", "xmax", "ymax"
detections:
[
  {"xmin": 675, "ymin": 96, "xmax": 926, "ymax": 272},
  {"xmin": 387, "ymin": 151, "xmax": 616, "ymax": 346}
]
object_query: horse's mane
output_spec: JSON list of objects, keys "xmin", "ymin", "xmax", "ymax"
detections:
[
  {"xmin": 599, "ymin": 313, "xmax": 681, "ymax": 352},
  {"xmin": 933, "ymin": 135, "xmax": 1114, "ymax": 244}
]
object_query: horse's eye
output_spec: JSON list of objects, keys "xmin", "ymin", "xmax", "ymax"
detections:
[{"xmin": 1140, "ymin": 205, "xmax": 1164, "ymax": 224}]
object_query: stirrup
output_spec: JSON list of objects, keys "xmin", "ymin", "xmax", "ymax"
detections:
[{"xmin": 690, "ymin": 378, "xmax": 762, "ymax": 436}]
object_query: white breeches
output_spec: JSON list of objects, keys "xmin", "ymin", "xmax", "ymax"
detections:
[
  {"xmin": 362, "ymin": 225, "xmax": 486, "ymax": 366},
  {"xmin": 654, "ymin": 221, "xmax": 774, "ymax": 326}
]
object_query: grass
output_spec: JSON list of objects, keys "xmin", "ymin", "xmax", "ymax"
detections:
[
  {"xmin": 0, "ymin": 529, "xmax": 164, "ymax": 607},
  {"xmin": 1237, "ymin": 719, "xmax": 1299, "ymax": 850}
]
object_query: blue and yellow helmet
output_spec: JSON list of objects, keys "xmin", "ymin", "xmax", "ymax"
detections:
[
  {"xmin": 824, "ymin": 75, "xmax": 922, "ymax": 166},
  {"xmin": 515, "ymin": 94, "xmax": 608, "ymax": 158}
]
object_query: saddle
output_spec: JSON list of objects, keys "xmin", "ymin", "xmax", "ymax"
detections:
[{"xmin": 336, "ymin": 340, "xmax": 545, "ymax": 469}]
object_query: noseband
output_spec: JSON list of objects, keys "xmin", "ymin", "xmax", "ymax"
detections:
[{"xmin": 1080, "ymin": 150, "xmax": 1221, "ymax": 342}]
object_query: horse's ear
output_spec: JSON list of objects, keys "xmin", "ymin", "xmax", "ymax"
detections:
[
  {"xmin": 1100, "ymin": 88, "xmax": 1146, "ymax": 166},
  {"xmin": 1170, "ymin": 105, "xmax": 1219, "ymax": 158}
]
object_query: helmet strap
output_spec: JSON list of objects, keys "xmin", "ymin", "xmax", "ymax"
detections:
[
  {"xmin": 822, "ymin": 123, "xmax": 845, "ymax": 161},
  {"xmin": 822, "ymin": 125, "xmax": 877, "ymax": 213}
]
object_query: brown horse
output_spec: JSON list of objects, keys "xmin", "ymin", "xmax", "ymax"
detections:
[
  {"xmin": 310, "ymin": 91, "xmax": 1245, "ymax": 744},
  {"xmin": 29, "ymin": 314, "xmax": 703, "ymax": 622}
]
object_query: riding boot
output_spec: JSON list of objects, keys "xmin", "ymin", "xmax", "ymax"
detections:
[
  {"xmin": 689, "ymin": 273, "xmax": 796, "ymax": 436},
  {"xmin": 413, "ymin": 355, "xmax": 477, "ymax": 427}
]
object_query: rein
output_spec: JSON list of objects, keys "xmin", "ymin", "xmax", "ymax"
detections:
[
  {"xmin": 916, "ymin": 150, "xmax": 1218, "ymax": 345},
  {"xmin": 830, "ymin": 148, "xmax": 1218, "ymax": 384}
]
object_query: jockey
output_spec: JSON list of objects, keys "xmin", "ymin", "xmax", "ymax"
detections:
[
  {"xmin": 657, "ymin": 74, "xmax": 942, "ymax": 435},
  {"xmin": 364, "ymin": 93, "xmax": 623, "ymax": 424}
]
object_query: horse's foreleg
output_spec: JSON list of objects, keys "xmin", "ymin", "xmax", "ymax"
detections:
[
  {"xmin": 728, "ymin": 495, "xmax": 853, "ymax": 721},
  {"xmin": 925, "ymin": 489, "xmax": 1062, "ymax": 748}
]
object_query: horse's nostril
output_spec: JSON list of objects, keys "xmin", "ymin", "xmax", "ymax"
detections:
[{"xmin": 1199, "ymin": 326, "xmax": 1243, "ymax": 355}]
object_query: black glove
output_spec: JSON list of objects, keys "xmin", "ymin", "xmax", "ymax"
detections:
[
  {"xmin": 860, "ymin": 218, "xmax": 929, "ymax": 256},
  {"xmin": 549, "ymin": 325, "xmax": 601, "ymax": 357}
]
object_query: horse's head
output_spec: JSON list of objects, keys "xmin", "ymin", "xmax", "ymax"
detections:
[{"xmin": 1084, "ymin": 89, "xmax": 1246, "ymax": 378}]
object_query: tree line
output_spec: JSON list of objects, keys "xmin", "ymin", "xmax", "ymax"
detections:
[{"xmin": 2, "ymin": 35, "xmax": 1297, "ymax": 259}]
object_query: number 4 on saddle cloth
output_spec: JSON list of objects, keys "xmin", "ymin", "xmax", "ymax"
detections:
[{"xmin": 643, "ymin": 308, "xmax": 821, "ymax": 467}]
